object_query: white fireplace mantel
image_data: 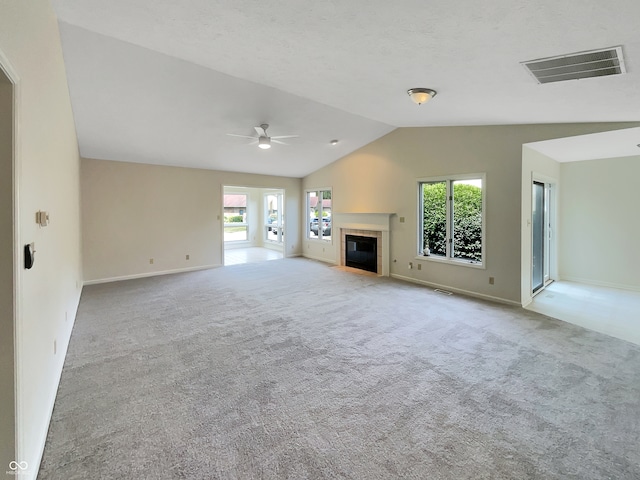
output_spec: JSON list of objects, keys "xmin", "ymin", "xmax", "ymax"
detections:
[
  {"xmin": 334, "ymin": 213, "xmax": 393, "ymax": 276},
  {"xmin": 333, "ymin": 212, "xmax": 393, "ymax": 232}
]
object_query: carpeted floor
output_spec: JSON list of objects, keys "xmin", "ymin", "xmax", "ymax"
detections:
[{"xmin": 39, "ymin": 258, "xmax": 640, "ymax": 479}]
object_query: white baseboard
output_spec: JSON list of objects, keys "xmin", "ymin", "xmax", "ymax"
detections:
[
  {"xmin": 391, "ymin": 273, "xmax": 521, "ymax": 306},
  {"xmin": 301, "ymin": 253, "xmax": 337, "ymax": 265},
  {"xmin": 559, "ymin": 275, "xmax": 640, "ymax": 293},
  {"xmin": 83, "ymin": 265, "xmax": 221, "ymax": 286}
]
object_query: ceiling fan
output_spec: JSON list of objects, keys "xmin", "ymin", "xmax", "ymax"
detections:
[{"xmin": 227, "ymin": 123, "xmax": 298, "ymax": 149}]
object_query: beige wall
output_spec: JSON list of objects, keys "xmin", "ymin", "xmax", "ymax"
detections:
[
  {"xmin": 0, "ymin": 68, "xmax": 15, "ymax": 478},
  {"xmin": 303, "ymin": 123, "xmax": 639, "ymax": 304},
  {"xmin": 81, "ymin": 158, "xmax": 301, "ymax": 283},
  {"xmin": 0, "ymin": 2, "xmax": 83, "ymax": 478},
  {"xmin": 559, "ymin": 155, "xmax": 640, "ymax": 290}
]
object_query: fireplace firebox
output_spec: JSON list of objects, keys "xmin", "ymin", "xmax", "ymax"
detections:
[{"xmin": 345, "ymin": 235, "xmax": 377, "ymax": 273}]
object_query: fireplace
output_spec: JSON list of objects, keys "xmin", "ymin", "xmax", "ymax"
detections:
[
  {"xmin": 334, "ymin": 212, "xmax": 391, "ymax": 276},
  {"xmin": 345, "ymin": 235, "xmax": 378, "ymax": 273}
]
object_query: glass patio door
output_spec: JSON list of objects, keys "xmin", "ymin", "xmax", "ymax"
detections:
[{"xmin": 532, "ymin": 181, "xmax": 550, "ymax": 294}]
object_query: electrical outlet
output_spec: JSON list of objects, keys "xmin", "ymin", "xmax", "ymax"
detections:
[
  {"xmin": 489, "ymin": 277, "xmax": 495, "ymax": 285},
  {"xmin": 149, "ymin": 258, "xmax": 154, "ymax": 264},
  {"xmin": 408, "ymin": 262, "xmax": 413, "ymax": 269},
  {"xmin": 417, "ymin": 263, "xmax": 422, "ymax": 270},
  {"xmin": 399, "ymin": 217, "xmax": 405, "ymax": 223},
  {"xmin": 186, "ymin": 254, "xmax": 190, "ymax": 260}
]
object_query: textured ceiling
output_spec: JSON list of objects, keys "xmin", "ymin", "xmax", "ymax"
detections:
[{"xmin": 52, "ymin": 0, "xmax": 640, "ymax": 176}]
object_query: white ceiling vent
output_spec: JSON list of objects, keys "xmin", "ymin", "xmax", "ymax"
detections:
[{"xmin": 522, "ymin": 46, "xmax": 626, "ymax": 84}]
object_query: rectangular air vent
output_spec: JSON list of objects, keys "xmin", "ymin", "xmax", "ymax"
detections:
[{"xmin": 522, "ymin": 46, "xmax": 626, "ymax": 84}]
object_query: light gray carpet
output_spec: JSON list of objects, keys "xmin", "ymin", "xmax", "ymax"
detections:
[{"xmin": 39, "ymin": 258, "xmax": 640, "ymax": 479}]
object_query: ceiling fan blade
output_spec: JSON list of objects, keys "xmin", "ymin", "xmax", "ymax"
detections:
[
  {"xmin": 254, "ymin": 126, "xmax": 268, "ymax": 137},
  {"xmin": 227, "ymin": 133, "xmax": 257, "ymax": 139},
  {"xmin": 271, "ymin": 139, "xmax": 289, "ymax": 145},
  {"xmin": 271, "ymin": 135, "xmax": 299, "ymax": 140}
]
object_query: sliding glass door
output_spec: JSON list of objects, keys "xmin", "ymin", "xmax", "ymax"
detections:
[{"xmin": 532, "ymin": 181, "xmax": 551, "ymax": 294}]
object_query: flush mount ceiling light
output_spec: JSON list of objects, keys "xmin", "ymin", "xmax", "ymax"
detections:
[
  {"xmin": 330, "ymin": 139, "xmax": 339, "ymax": 145},
  {"xmin": 407, "ymin": 88, "xmax": 437, "ymax": 105}
]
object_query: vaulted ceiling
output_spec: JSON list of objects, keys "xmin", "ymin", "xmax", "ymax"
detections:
[{"xmin": 52, "ymin": 0, "xmax": 640, "ymax": 177}]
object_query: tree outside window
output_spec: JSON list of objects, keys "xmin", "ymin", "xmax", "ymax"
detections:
[{"xmin": 421, "ymin": 176, "xmax": 483, "ymax": 264}]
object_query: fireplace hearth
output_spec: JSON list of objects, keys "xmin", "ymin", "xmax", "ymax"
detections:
[{"xmin": 345, "ymin": 235, "xmax": 378, "ymax": 273}]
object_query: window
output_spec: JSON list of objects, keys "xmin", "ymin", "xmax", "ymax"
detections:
[
  {"xmin": 419, "ymin": 174, "xmax": 484, "ymax": 266},
  {"xmin": 306, "ymin": 189, "xmax": 332, "ymax": 241},
  {"xmin": 265, "ymin": 192, "xmax": 283, "ymax": 243},
  {"xmin": 223, "ymin": 193, "xmax": 248, "ymax": 242}
]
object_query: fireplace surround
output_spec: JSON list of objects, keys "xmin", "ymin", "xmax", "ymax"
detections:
[{"xmin": 333, "ymin": 213, "xmax": 392, "ymax": 276}]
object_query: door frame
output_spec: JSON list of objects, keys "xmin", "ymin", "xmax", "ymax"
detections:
[
  {"xmin": 531, "ymin": 175, "xmax": 557, "ymax": 297},
  {"xmin": 0, "ymin": 48, "xmax": 23, "ymax": 471}
]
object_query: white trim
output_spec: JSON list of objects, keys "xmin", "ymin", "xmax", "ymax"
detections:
[
  {"xmin": 302, "ymin": 253, "xmax": 338, "ymax": 265},
  {"xmin": 0, "ymin": 47, "xmax": 24, "ymax": 475},
  {"xmin": 391, "ymin": 273, "xmax": 521, "ymax": 306},
  {"xmin": 417, "ymin": 173, "xmax": 486, "ymax": 267},
  {"xmin": 83, "ymin": 265, "xmax": 221, "ymax": 286},
  {"xmin": 264, "ymin": 191, "xmax": 284, "ymax": 245},
  {"xmin": 413, "ymin": 254, "xmax": 486, "ymax": 270},
  {"xmin": 305, "ymin": 187, "xmax": 332, "ymax": 242},
  {"xmin": 559, "ymin": 275, "xmax": 640, "ymax": 293}
]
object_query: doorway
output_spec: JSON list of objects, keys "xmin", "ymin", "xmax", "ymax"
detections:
[
  {"xmin": 0, "ymin": 55, "xmax": 17, "ymax": 476},
  {"xmin": 222, "ymin": 186, "xmax": 285, "ymax": 265},
  {"xmin": 532, "ymin": 181, "xmax": 552, "ymax": 294}
]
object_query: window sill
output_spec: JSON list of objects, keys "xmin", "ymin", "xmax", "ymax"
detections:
[
  {"xmin": 414, "ymin": 254, "xmax": 485, "ymax": 270},
  {"xmin": 308, "ymin": 237, "xmax": 333, "ymax": 243}
]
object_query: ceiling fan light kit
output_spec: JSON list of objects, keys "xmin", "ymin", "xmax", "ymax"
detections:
[
  {"xmin": 227, "ymin": 123, "xmax": 299, "ymax": 150},
  {"xmin": 258, "ymin": 136, "xmax": 271, "ymax": 149},
  {"xmin": 407, "ymin": 88, "xmax": 437, "ymax": 105}
]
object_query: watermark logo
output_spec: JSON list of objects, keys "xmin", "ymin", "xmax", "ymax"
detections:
[{"xmin": 7, "ymin": 461, "xmax": 29, "ymax": 476}]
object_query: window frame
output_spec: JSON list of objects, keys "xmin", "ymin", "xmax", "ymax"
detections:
[
  {"xmin": 264, "ymin": 192, "xmax": 284, "ymax": 244},
  {"xmin": 306, "ymin": 188, "xmax": 332, "ymax": 242},
  {"xmin": 417, "ymin": 173, "xmax": 486, "ymax": 269}
]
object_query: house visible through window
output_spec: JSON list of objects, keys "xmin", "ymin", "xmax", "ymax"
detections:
[
  {"xmin": 306, "ymin": 189, "xmax": 332, "ymax": 241},
  {"xmin": 223, "ymin": 193, "xmax": 248, "ymax": 242},
  {"xmin": 419, "ymin": 175, "xmax": 484, "ymax": 265}
]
